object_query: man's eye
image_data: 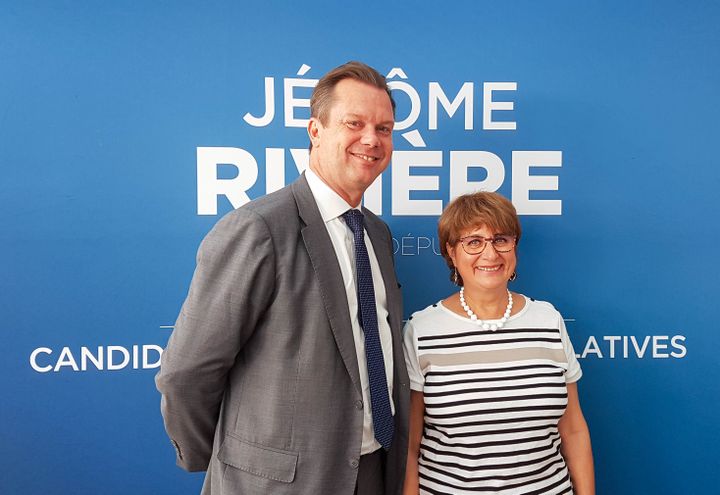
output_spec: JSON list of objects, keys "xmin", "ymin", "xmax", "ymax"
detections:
[
  {"xmin": 345, "ymin": 120, "xmax": 361, "ymax": 129},
  {"xmin": 378, "ymin": 126, "xmax": 392, "ymax": 135}
]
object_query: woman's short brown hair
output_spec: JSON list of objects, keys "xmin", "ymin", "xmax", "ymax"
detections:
[{"xmin": 438, "ymin": 191, "xmax": 521, "ymax": 286}]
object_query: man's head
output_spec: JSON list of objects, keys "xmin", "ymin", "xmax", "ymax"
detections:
[
  {"xmin": 308, "ymin": 61, "xmax": 395, "ymax": 206},
  {"xmin": 310, "ymin": 61, "xmax": 396, "ymax": 126}
]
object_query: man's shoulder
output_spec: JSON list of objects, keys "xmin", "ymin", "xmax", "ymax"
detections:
[
  {"xmin": 201, "ymin": 183, "xmax": 301, "ymax": 247},
  {"xmin": 246, "ymin": 180, "xmax": 298, "ymax": 214},
  {"xmin": 222, "ymin": 181, "xmax": 299, "ymax": 223}
]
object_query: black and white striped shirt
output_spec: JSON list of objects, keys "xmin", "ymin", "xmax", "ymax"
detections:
[{"xmin": 403, "ymin": 295, "xmax": 581, "ymax": 495}]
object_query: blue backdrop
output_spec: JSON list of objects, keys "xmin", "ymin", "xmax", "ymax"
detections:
[{"xmin": 3, "ymin": 1, "xmax": 719, "ymax": 493}]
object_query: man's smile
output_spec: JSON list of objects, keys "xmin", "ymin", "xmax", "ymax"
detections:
[{"xmin": 350, "ymin": 152, "xmax": 380, "ymax": 162}]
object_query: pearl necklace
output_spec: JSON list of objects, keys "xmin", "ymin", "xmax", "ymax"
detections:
[{"xmin": 459, "ymin": 287, "xmax": 513, "ymax": 331}]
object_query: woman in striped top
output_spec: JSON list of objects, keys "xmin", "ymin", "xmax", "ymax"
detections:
[{"xmin": 403, "ymin": 192, "xmax": 594, "ymax": 495}]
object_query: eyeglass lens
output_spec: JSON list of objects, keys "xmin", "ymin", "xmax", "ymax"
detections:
[{"xmin": 462, "ymin": 235, "xmax": 515, "ymax": 254}]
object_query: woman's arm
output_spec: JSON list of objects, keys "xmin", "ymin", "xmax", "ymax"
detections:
[
  {"xmin": 558, "ymin": 382, "xmax": 595, "ymax": 495},
  {"xmin": 402, "ymin": 391, "xmax": 425, "ymax": 495}
]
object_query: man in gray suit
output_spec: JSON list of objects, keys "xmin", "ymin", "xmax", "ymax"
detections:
[{"xmin": 156, "ymin": 61, "xmax": 409, "ymax": 495}]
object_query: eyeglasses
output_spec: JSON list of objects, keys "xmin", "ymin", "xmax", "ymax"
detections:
[{"xmin": 458, "ymin": 235, "xmax": 516, "ymax": 255}]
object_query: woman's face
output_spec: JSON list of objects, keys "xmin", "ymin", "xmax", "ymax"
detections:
[{"xmin": 448, "ymin": 224, "xmax": 517, "ymax": 293}]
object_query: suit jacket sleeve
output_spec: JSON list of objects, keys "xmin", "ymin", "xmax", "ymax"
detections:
[{"xmin": 155, "ymin": 208, "xmax": 276, "ymax": 471}]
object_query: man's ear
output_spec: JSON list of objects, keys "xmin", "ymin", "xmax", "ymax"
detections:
[{"xmin": 308, "ymin": 117, "xmax": 322, "ymax": 148}]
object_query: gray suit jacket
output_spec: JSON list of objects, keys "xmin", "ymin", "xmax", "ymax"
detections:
[{"xmin": 156, "ymin": 174, "xmax": 409, "ymax": 494}]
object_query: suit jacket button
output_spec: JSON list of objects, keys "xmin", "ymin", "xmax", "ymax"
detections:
[
  {"xmin": 355, "ymin": 400, "xmax": 363, "ymax": 410},
  {"xmin": 350, "ymin": 458, "xmax": 359, "ymax": 469}
]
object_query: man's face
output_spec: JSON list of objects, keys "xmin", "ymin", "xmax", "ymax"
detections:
[{"xmin": 308, "ymin": 78, "xmax": 394, "ymax": 205}]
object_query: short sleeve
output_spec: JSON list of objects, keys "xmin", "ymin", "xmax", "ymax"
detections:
[
  {"xmin": 559, "ymin": 316, "xmax": 582, "ymax": 383},
  {"xmin": 402, "ymin": 319, "xmax": 425, "ymax": 391}
]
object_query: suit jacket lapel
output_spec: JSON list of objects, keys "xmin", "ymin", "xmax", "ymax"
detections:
[
  {"xmin": 364, "ymin": 215, "xmax": 402, "ymax": 334},
  {"xmin": 292, "ymin": 174, "xmax": 362, "ymax": 396},
  {"xmin": 364, "ymin": 212, "xmax": 405, "ymax": 384}
]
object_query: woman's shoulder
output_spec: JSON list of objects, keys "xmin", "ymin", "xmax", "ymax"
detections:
[
  {"xmin": 516, "ymin": 295, "xmax": 564, "ymax": 322},
  {"xmin": 406, "ymin": 300, "xmax": 451, "ymax": 326}
]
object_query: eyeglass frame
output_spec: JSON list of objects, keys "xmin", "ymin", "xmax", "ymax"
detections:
[{"xmin": 457, "ymin": 234, "xmax": 517, "ymax": 255}]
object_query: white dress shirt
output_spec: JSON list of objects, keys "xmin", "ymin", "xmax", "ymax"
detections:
[{"xmin": 305, "ymin": 168, "xmax": 395, "ymax": 455}]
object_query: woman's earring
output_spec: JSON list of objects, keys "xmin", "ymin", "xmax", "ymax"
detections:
[
  {"xmin": 453, "ymin": 267, "xmax": 459, "ymax": 285},
  {"xmin": 509, "ymin": 271, "xmax": 517, "ymax": 282}
]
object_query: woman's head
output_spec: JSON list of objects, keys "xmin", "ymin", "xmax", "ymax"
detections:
[{"xmin": 438, "ymin": 192, "xmax": 521, "ymax": 287}]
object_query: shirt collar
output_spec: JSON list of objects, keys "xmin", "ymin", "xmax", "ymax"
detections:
[{"xmin": 305, "ymin": 168, "xmax": 359, "ymax": 222}]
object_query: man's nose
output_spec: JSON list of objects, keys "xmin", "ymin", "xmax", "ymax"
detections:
[{"xmin": 361, "ymin": 128, "xmax": 381, "ymax": 147}]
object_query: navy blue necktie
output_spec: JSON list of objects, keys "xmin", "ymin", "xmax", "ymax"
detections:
[{"xmin": 342, "ymin": 209, "xmax": 394, "ymax": 451}]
